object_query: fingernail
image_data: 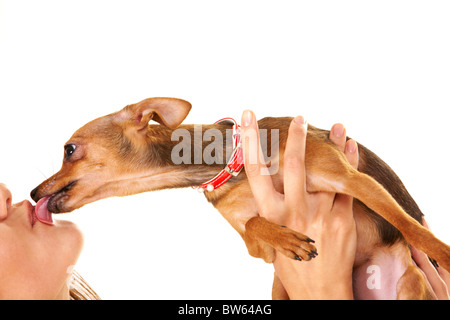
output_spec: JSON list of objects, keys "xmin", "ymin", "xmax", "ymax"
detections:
[
  {"xmin": 332, "ymin": 124, "xmax": 344, "ymax": 138},
  {"xmin": 347, "ymin": 140, "xmax": 357, "ymax": 153},
  {"xmin": 242, "ymin": 110, "xmax": 253, "ymax": 127},
  {"xmin": 294, "ymin": 115, "xmax": 306, "ymax": 125}
]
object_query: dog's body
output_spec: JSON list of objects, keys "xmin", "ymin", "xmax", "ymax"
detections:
[{"xmin": 31, "ymin": 97, "xmax": 450, "ymax": 299}]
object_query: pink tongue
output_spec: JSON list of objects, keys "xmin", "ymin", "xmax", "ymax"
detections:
[{"xmin": 35, "ymin": 197, "xmax": 54, "ymax": 225}]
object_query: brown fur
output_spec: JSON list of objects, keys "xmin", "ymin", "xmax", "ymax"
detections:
[
  {"xmin": 30, "ymin": 97, "xmax": 449, "ymax": 299},
  {"xmin": 396, "ymin": 266, "xmax": 435, "ymax": 300}
]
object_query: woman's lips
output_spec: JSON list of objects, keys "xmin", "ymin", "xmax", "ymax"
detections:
[
  {"xmin": 28, "ymin": 202, "xmax": 37, "ymax": 226},
  {"xmin": 34, "ymin": 196, "xmax": 54, "ymax": 225}
]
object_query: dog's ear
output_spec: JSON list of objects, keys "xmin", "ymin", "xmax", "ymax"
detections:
[{"xmin": 116, "ymin": 97, "xmax": 192, "ymax": 130}]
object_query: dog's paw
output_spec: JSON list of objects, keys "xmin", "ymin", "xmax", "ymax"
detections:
[
  {"xmin": 274, "ymin": 226, "xmax": 318, "ymax": 261},
  {"xmin": 245, "ymin": 216, "xmax": 318, "ymax": 262}
]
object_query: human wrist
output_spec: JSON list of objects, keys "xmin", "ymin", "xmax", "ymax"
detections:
[
  {"xmin": 288, "ymin": 275, "xmax": 354, "ymax": 300},
  {"xmin": 318, "ymin": 280, "xmax": 354, "ymax": 300}
]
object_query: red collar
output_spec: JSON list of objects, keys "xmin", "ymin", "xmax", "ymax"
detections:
[{"xmin": 196, "ymin": 117, "xmax": 243, "ymax": 192}]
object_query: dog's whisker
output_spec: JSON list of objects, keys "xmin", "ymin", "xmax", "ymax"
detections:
[{"xmin": 35, "ymin": 167, "xmax": 48, "ymax": 179}]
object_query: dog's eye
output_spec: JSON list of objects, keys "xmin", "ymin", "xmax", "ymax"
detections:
[{"xmin": 64, "ymin": 144, "xmax": 77, "ymax": 160}]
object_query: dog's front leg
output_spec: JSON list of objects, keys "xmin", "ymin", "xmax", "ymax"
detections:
[
  {"xmin": 213, "ymin": 186, "xmax": 317, "ymax": 263},
  {"xmin": 244, "ymin": 216, "xmax": 317, "ymax": 262}
]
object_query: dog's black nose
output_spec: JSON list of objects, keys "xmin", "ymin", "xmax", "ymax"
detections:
[{"xmin": 30, "ymin": 186, "xmax": 39, "ymax": 202}]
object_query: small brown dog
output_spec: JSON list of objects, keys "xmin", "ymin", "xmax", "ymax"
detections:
[{"xmin": 31, "ymin": 97, "xmax": 449, "ymax": 299}]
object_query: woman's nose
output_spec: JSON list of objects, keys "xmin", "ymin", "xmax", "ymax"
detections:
[{"xmin": 0, "ymin": 183, "xmax": 13, "ymax": 221}]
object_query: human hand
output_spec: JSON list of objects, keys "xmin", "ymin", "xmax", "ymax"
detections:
[
  {"xmin": 410, "ymin": 219, "xmax": 450, "ymax": 300},
  {"xmin": 241, "ymin": 110, "xmax": 359, "ymax": 299}
]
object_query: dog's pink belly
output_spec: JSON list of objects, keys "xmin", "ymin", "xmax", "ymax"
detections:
[{"xmin": 353, "ymin": 243, "xmax": 410, "ymax": 299}]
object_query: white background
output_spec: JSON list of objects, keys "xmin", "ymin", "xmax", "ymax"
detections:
[{"xmin": 0, "ymin": 1, "xmax": 449, "ymax": 299}]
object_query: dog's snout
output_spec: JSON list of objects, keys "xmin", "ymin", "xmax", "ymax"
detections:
[{"xmin": 30, "ymin": 186, "xmax": 40, "ymax": 202}]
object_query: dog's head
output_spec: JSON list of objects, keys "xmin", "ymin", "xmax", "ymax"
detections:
[{"xmin": 30, "ymin": 97, "xmax": 192, "ymax": 213}]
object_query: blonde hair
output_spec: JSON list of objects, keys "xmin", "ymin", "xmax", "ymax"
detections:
[{"xmin": 69, "ymin": 271, "xmax": 101, "ymax": 300}]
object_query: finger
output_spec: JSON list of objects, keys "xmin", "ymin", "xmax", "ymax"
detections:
[
  {"xmin": 329, "ymin": 123, "xmax": 346, "ymax": 152},
  {"xmin": 421, "ymin": 217, "xmax": 430, "ymax": 229},
  {"xmin": 327, "ymin": 124, "xmax": 349, "ymax": 213},
  {"xmin": 411, "ymin": 246, "xmax": 449, "ymax": 300},
  {"xmin": 284, "ymin": 116, "xmax": 308, "ymax": 209},
  {"xmin": 332, "ymin": 139, "xmax": 359, "ymax": 212},
  {"xmin": 421, "ymin": 218, "xmax": 450, "ymax": 288},
  {"xmin": 241, "ymin": 110, "xmax": 277, "ymax": 210},
  {"xmin": 344, "ymin": 139, "xmax": 359, "ymax": 170}
]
